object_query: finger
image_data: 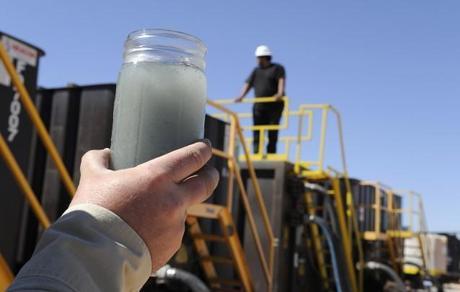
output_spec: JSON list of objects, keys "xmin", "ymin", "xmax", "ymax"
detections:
[
  {"xmin": 140, "ymin": 140, "xmax": 213, "ymax": 183},
  {"xmin": 179, "ymin": 165, "xmax": 219, "ymax": 206},
  {"xmin": 80, "ymin": 148, "xmax": 111, "ymax": 174}
]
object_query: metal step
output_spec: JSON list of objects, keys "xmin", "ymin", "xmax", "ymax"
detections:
[
  {"xmin": 187, "ymin": 203, "xmax": 253, "ymax": 292},
  {"xmin": 192, "ymin": 233, "xmax": 227, "ymax": 242}
]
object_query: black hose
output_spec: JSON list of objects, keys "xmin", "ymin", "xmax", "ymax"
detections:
[
  {"xmin": 364, "ymin": 261, "xmax": 405, "ymax": 292},
  {"xmin": 155, "ymin": 265, "xmax": 210, "ymax": 292},
  {"xmin": 305, "ymin": 215, "xmax": 344, "ymax": 292}
]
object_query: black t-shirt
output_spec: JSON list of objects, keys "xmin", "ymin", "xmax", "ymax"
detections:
[{"xmin": 246, "ymin": 63, "xmax": 286, "ymax": 98}]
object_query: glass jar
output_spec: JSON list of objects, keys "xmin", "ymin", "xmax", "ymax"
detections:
[{"xmin": 110, "ymin": 29, "xmax": 207, "ymax": 169}]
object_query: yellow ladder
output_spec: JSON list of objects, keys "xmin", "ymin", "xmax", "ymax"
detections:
[
  {"xmin": 330, "ymin": 177, "xmax": 361, "ymax": 292},
  {"xmin": 187, "ymin": 204, "xmax": 253, "ymax": 292},
  {"xmin": 304, "ymin": 191, "xmax": 331, "ymax": 291}
]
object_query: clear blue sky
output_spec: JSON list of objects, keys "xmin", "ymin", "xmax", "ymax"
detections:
[{"xmin": 2, "ymin": 0, "xmax": 459, "ymax": 231}]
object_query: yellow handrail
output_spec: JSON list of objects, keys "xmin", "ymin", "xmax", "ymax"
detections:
[
  {"xmin": 358, "ymin": 183, "xmax": 430, "ymax": 276},
  {"xmin": 212, "ymin": 99, "xmax": 366, "ymax": 291},
  {"xmin": 207, "ymin": 99, "xmax": 276, "ymax": 290},
  {"xmin": 212, "ymin": 97, "xmax": 317, "ymax": 161},
  {"xmin": 0, "ymin": 41, "xmax": 71, "ymax": 286},
  {"xmin": 0, "ymin": 42, "xmax": 76, "ymax": 197},
  {"xmin": 216, "ymin": 97, "xmax": 289, "ymax": 131},
  {"xmin": 300, "ymin": 104, "xmax": 364, "ymax": 291},
  {"xmin": 0, "ymin": 253, "xmax": 13, "ymax": 291},
  {"xmin": 0, "ymin": 135, "xmax": 51, "ymax": 229},
  {"xmin": 392, "ymin": 190, "xmax": 430, "ymax": 274}
]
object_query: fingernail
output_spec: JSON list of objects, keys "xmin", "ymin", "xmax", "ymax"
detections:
[{"xmin": 202, "ymin": 138, "xmax": 212, "ymax": 148}]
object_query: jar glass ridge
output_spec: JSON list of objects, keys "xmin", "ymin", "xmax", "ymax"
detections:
[{"xmin": 123, "ymin": 29, "xmax": 207, "ymax": 72}]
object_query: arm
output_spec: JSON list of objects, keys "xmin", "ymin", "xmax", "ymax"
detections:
[
  {"xmin": 274, "ymin": 77, "xmax": 285, "ymax": 101},
  {"xmin": 235, "ymin": 68, "xmax": 256, "ymax": 102},
  {"xmin": 9, "ymin": 204, "xmax": 151, "ymax": 292},
  {"xmin": 9, "ymin": 142, "xmax": 218, "ymax": 292},
  {"xmin": 235, "ymin": 82, "xmax": 251, "ymax": 102}
]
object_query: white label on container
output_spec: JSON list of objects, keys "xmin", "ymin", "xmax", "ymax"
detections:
[
  {"xmin": 2, "ymin": 35, "xmax": 37, "ymax": 67},
  {"xmin": 0, "ymin": 35, "xmax": 38, "ymax": 87}
]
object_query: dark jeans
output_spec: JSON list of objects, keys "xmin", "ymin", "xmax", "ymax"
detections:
[{"xmin": 252, "ymin": 103, "xmax": 284, "ymax": 154}]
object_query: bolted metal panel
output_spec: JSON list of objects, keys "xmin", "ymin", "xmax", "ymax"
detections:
[
  {"xmin": 72, "ymin": 85, "xmax": 116, "ymax": 184},
  {"xmin": 40, "ymin": 88, "xmax": 81, "ymax": 222},
  {"xmin": 240, "ymin": 161, "xmax": 308, "ymax": 292}
]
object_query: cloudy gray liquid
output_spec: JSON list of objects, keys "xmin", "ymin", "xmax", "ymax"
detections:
[{"xmin": 110, "ymin": 62, "xmax": 206, "ymax": 169}]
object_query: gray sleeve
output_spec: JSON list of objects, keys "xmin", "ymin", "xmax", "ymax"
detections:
[
  {"xmin": 276, "ymin": 65, "xmax": 286, "ymax": 80},
  {"xmin": 8, "ymin": 204, "xmax": 151, "ymax": 292},
  {"xmin": 245, "ymin": 68, "xmax": 256, "ymax": 86}
]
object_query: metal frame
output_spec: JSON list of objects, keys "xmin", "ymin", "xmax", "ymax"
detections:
[
  {"xmin": 0, "ymin": 42, "xmax": 69, "ymax": 284},
  {"xmin": 187, "ymin": 100, "xmax": 277, "ymax": 291},
  {"xmin": 0, "ymin": 43, "xmax": 76, "ymax": 197},
  {"xmin": 187, "ymin": 204, "xmax": 253, "ymax": 291},
  {"xmin": 212, "ymin": 99, "xmax": 365, "ymax": 292},
  {"xmin": 393, "ymin": 190, "xmax": 430, "ymax": 276},
  {"xmin": 358, "ymin": 182, "xmax": 431, "ymax": 276},
  {"xmin": 213, "ymin": 97, "xmax": 308, "ymax": 161},
  {"xmin": 0, "ymin": 135, "xmax": 50, "ymax": 228}
]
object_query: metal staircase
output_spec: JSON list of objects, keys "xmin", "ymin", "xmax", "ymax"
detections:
[
  {"xmin": 189, "ymin": 100, "xmax": 277, "ymax": 292},
  {"xmin": 187, "ymin": 204, "xmax": 253, "ymax": 291},
  {"xmin": 213, "ymin": 99, "xmax": 366, "ymax": 292}
]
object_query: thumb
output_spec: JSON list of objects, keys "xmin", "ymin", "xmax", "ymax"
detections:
[{"xmin": 80, "ymin": 148, "xmax": 111, "ymax": 175}]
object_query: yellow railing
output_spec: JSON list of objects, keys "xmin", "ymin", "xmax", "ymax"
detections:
[
  {"xmin": 391, "ymin": 191, "xmax": 428, "ymax": 236},
  {"xmin": 359, "ymin": 181, "xmax": 393, "ymax": 241},
  {"xmin": 0, "ymin": 42, "xmax": 73, "ymax": 287},
  {"xmin": 0, "ymin": 43, "xmax": 76, "ymax": 197},
  {"xmin": 359, "ymin": 182, "xmax": 428, "ymax": 240},
  {"xmin": 391, "ymin": 190, "xmax": 430, "ymax": 275},
  {"xmin": 211, "ymin": 99, "xmax": 352, "ymax": 179},
  {"xmin": 0, "ymin": 253, "xmax": 13, "ymax": 292},
  {"xmin": 358, "ymin": 182, "xmax": 430, "ymax": 276},
  {"xmin": 212, "ymin": 98, "xmax": 364, "ymax": 292},
  {"xmin": 206, "ymin": 100, "xmax": 276, "ymax": 291},
  {"xmin": 212, "ymin": 97, "xmax": 292, "ymax": 160}
]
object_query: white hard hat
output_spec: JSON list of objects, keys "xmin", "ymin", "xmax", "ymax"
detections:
[{"xmin": 255, "ymin": 45, "xmax": 272, "ymax": 57}]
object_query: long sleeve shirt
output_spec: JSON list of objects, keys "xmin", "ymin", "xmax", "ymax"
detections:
[{"xmin": 8, "ymin": 203, "xmax": 152, "ymax": 292}]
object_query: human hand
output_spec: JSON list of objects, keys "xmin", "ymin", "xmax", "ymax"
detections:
[
  {"xmin": 234, "ymin": 96, "xmax": 244, "ymax": 103},
  {"xmin": 273, "ymin": 94, "xmax": 283, "ymax": 101},
  {"xmin": 70, "ymin": 141, "xmax": 219, "ymax": 271}
]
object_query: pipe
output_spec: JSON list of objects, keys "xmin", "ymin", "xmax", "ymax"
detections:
[
  {"xmin": 154, "ymin": 265, "xmax": 210, "ymax": 292},
  {"xmin": 305, "ymin": 215, "xmax": 344, "ymax": 292},
  {"xmin": 304, "ymin": 182, "xmax": 329, "ymax": 194},
  {"xmin": 364, "ymin": 261, "xmax": 405, "ymax": 292},
  {"xmin": 323, "ymin": 196, "xmax": 339, "ymax": 235}
]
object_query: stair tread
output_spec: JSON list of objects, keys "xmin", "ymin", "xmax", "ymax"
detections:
[{"xmin": 192, "ymin": 233, "xmax": 227, "ymax": 242}]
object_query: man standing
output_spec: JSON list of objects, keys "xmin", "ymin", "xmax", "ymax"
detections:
[{"xmin": 235, "ymin": 45, "xmax": 286, "ymax": 154}]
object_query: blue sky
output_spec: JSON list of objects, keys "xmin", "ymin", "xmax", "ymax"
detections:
[{"xmin": 2, "ymin": 0, "xmax": 459, "ymax": 231}]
